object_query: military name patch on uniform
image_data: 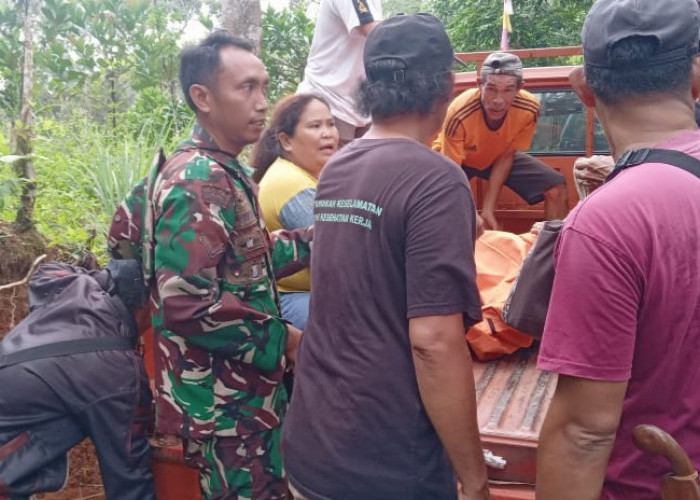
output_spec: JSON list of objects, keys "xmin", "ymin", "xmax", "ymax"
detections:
[
  {"xmin": 198, "ymin": 234, "xmax": 225, "ymax": 259},
  {"xmin": 202, "ymin": 186, "xmax": 234, "ymax": 209}
]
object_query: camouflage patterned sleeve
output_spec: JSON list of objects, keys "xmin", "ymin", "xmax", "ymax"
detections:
[
  {"xmin": 108, "ymin": 177, "xmax": 148, "ymax": 261},
  {"xmin": 268, "ymin": 227, "xmax": 313, "ymax": 281},
  {"xmin": 153, "ymin": 173, "xmax": 287, "ymax": 372}
]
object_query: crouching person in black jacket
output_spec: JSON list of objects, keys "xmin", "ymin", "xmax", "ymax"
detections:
[{"xmin": 0, "ymin": 260, "xmax": 156, "ymax": 500}]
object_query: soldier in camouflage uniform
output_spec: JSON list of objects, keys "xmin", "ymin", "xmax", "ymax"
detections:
[{"xmin": 108, "ymin": 31, "xmax": 310, "ymax": 500}]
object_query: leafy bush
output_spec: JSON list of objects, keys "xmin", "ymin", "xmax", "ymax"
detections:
[
  {"xmin": 0, "ymin": 115, "xmax": 189, "ymax": 259},
  {"xmin": 124, "ymin": 87, "xmax": 194, "ymax": 144},
  {"xmin": 431, "ymin": 0, "xmax": 593, "ymax": 57},
  {"xmin": 262, "ymin": 6, "xmax": 314, "ymax": 104},
  {"xmin": 0, "ymin": 0, "xmax": 598, "ymax": 262},
  {"xmin": 0, "ymin": 158, "xmax": 20, "ymax": 212}
]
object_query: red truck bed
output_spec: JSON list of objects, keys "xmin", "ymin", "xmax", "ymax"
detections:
[
  {"xmin": 146, "ymin": 329, "xmax": 552, "ymax": 499},
  {"xmin": 474, "ymin": 347, "xmax": 555, "ymax": 497},
  {"xmin": 452, "ymin": 46, "xmax": 607, "ymax": 234}
]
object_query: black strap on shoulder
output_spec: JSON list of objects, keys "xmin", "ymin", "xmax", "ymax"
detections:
[
  {"xmin": 0, "ymin": 336, "xmax": 136, "ymax": 368},
  {"xmin": 606, "ymin": 148, "xmax": 700, "ymax": 183},
  {"xmin": 201, "ymin": 148, "xmax": 261, "ymax": 214}
]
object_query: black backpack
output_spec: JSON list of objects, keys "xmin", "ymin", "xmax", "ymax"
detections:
[{"xmin": 503, "ymin": 148, "xmax": 700, "ymax": 338}]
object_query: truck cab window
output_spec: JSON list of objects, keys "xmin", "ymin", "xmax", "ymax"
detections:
[{"xmin": 529, "ymin": 90, "xmax": 609, "ymax": 155}]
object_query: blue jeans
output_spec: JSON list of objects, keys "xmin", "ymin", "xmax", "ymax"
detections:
[{"xmin": 280, "ymin": 292, "xmax": 310, "ymax": 330}]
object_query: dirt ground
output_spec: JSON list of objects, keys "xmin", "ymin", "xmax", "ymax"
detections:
[
  {"xmin": 33, "ymin": 442, "xmax": 105, "ymax": 500},
  {"xmin": 0, "ymin": 222, "xmax": 106, "ymax": 500}
]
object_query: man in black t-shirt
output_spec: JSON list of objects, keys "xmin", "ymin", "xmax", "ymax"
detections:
[{"xmin": 283, "ymin": 14, "xmax": 490, "ymax": 500}]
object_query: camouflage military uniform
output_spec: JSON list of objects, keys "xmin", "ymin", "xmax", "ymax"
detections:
[
  {"xmin": 183, "ymin": 429, "xmax": 285, "ymax": 499},
  {"xmin": 109, "ymin": 124, "xmax": 312, "ymax": 499}
]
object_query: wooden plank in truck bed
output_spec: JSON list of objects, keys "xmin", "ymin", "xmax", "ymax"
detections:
[{"xmin": 473, "ymin": 347, "xmax": 557, "ymax": 489}]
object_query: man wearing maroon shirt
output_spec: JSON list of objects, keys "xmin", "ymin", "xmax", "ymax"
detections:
[{"xmin": 537, "ymin": 0, "xmax": 700, "ymax": 498}]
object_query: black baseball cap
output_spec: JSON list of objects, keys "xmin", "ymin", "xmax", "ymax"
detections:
[
  {"xmin": 582, "ymin": 0, "xmax": 700, "ymax": 68},
  {"xmin": 363, "ymin": 13, "xmax": 454, "ymax": 82}
]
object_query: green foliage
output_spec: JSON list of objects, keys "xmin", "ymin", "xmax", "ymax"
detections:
[
  {"xmin": 0, "ymin": 0, "xmax": 599, "ymax": 259},
  {"xmin": 0, "ymin": 177, "xmax": 18, "ymax": 211},
  {"xmin": 0, "ymin": 0, "xmax": 206, "ymax": 256},
  {"xmin": 0, "ymin": 154, "xmax": 20, "ymax": 211},
  {"xmin": 261, "ymin": 6, "xmax": 314, "ymax": 103},
  {"xmin": 0, "ymin": 0, "xmax": 211, "ymax": 126},
  {"xmin": 382, "ymin": 0, "xmax": 427, "ymax": 17},
  {"xmin": 66, "ymin": 127, "xmax": 155, "ymax": 219},
  {"xmin": 432, "ymin": 0, "xmax": 593, "ymax": 59},
  {"xmin": 0, "ymin": 1, "xmax": 22, "ymax": 116},
  {"xmin": 0, "ymin": 129, "xmax": 7, "ymax": 155},
  {"xmin": 124, "ymin": 87, "xmax": 194, "ymax": 144},
  {"xmin": 0, "ymin": 115, "xmax": 189, "ymax": 258},
  {"xmin": 0, "ymin": 130, "xmax": 11, "ymax": 211}
]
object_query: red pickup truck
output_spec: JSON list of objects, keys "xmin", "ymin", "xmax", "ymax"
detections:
[
  {"xmin": 449, "ymin": 46, "xmax": 607, "ymax": 500},
  {"xmin": 149, "ymin": 46, "xmax": 607, "ymax": 500},
  {"xmin": 454, "ymin": 46, "xmax": 608, "ymax": 233}
]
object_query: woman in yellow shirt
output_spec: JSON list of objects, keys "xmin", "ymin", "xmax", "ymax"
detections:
[{"xmin": 251, "ymin": 94, "xmax": 339, "ymax": 329}]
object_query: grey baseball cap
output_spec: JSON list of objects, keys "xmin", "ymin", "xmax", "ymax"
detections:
[
  {"xmin": 582, "ymin": 0, "xmax": 700, "ymax": 68},
  {"xmin": 480, "ymin": 52, "xmax": 523, "ymax": 80}
]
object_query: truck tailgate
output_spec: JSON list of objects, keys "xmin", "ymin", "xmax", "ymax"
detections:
[{"xmin": 474, "ymin": 346, "xmax": 556, "ymax": 488}]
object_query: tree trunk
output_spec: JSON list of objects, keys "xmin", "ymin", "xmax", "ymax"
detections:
[
  {"xmin": 14, "ymin": 0, "xmax": 37, "ymax": 232},
  {"xmin": 109, "ymin": 67, "xmax": 118, "ymax": 132},
  {"xmin": 221, "ymin": 0, "xmax": 262, "ymax": 55}
]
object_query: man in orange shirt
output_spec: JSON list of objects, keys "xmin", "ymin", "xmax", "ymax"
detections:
[{"xmin": 435, "ymin": 52, "xmax": 568, "ymax": 229}]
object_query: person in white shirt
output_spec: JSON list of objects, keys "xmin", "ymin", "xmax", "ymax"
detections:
[{"xmin": 298, "ymin": 0, "xmax": 382, "ymax": 146}]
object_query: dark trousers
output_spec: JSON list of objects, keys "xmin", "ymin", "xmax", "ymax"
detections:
[
  {"xmin": 0, "ymin": 352, "xmax": 155, "ymax": 500},
  {"xmin": 464, "ymin": 151, "xmax": 566, "ymax": 205}
]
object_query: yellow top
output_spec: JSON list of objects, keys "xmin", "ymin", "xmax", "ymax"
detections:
[
  {"xmin": 433, "ymin": 88, "xmax": 539, "ymax": 169},
  {"xmin": 258, "ymin": 157, "xmax": 317, "ymax": 292}
]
